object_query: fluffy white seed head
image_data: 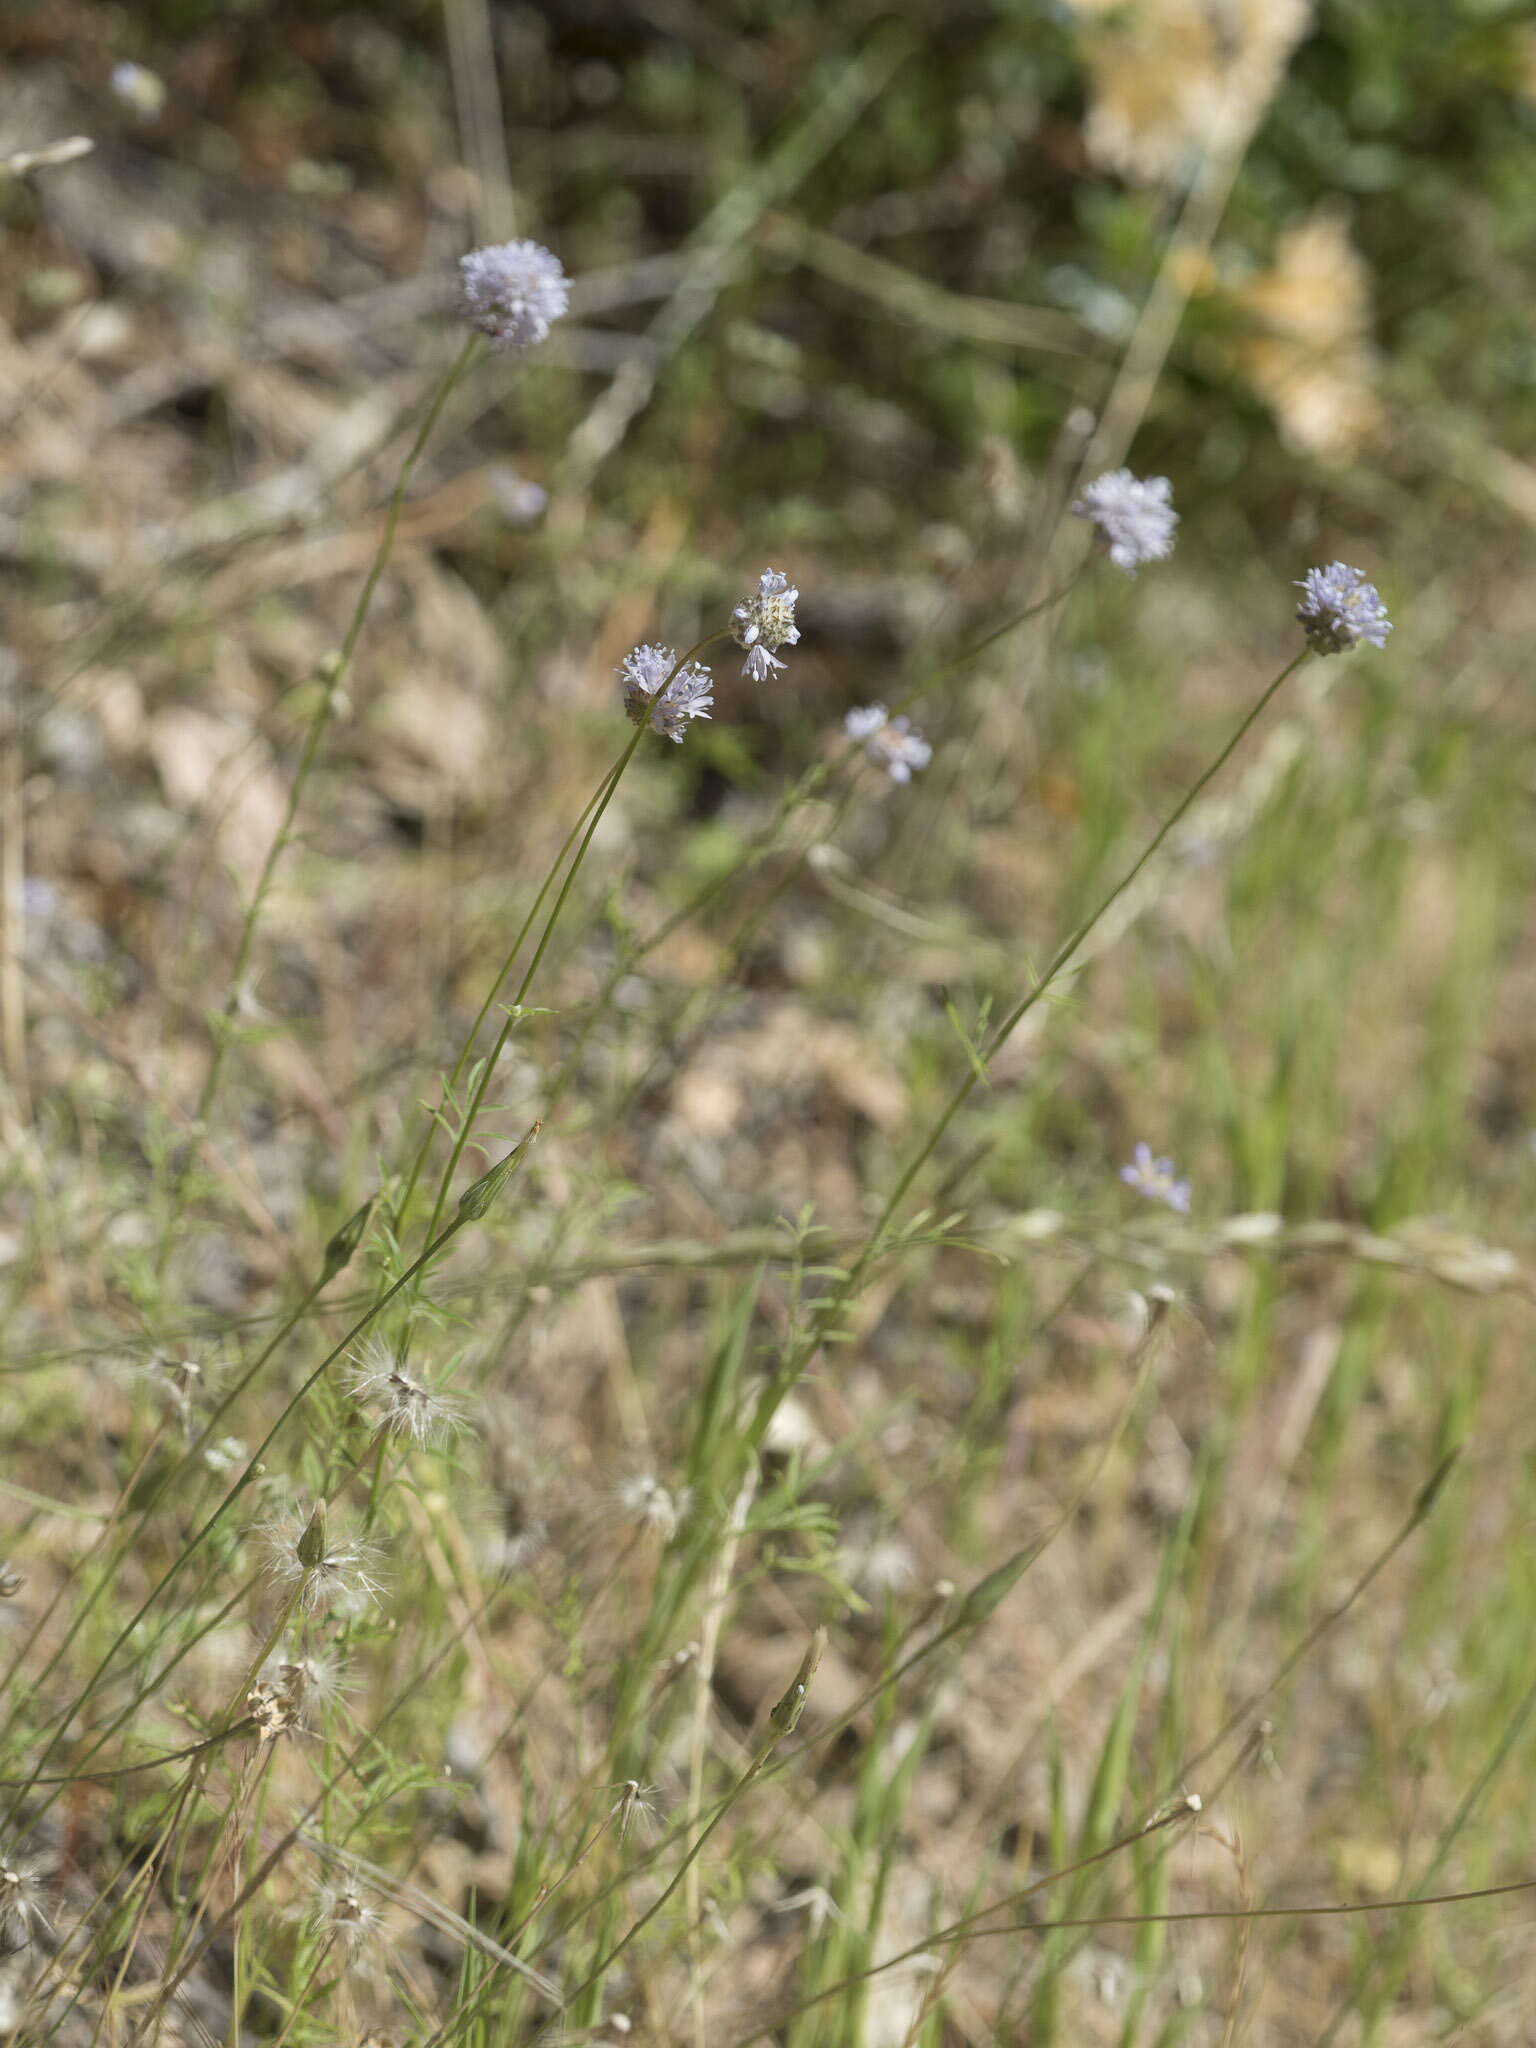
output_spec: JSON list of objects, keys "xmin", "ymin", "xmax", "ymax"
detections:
[
  {"xmin": 347, "ymin": 1342, "xmax": 464, "ymax": 1446},
  {"xmin": 260, "ymin": 1502, "xmax": 385, "ymax": 1617},
  {"xmin": 617, "ymin": 1474, "xmax": 688, "ymax": 1542},
  {"xmin": 249, "ymin": 1645, "xmax": 350, "ymax": 1740},
  {"xmin": 311, "ymin": 1879, "xmax": 382, "ymax": 1954}
]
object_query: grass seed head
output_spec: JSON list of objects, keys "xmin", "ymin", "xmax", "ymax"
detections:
[
  {"xmin": 262, "ymin": 1503, "xmax": 385, "ymax": 1617},
  {"xmin": 348, "ymin": 1342, "xmax": 465, "ymax": 1446}
]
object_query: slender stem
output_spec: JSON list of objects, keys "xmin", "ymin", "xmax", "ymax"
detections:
[
  {"xmin": 0, "ymin": 1274, "xmax": 328, "ymax": 1758},
  {"xmin": 413, "ymin": 636, "xmax": 724, "ymax": 1263},
  {"xmin": 747, "ymin": 650, "xmax": 1308, "ymax": 1452},
  {"xmin": 566, "ymin": 1740, "xmax": 778, "ymax": 2008},
  {"xmin": 729, "ymin": 1862, "xmax": 1536, "ymax": 2048},
  {"xmin": 388, "ymin": 761, "xmax": 622, "ymax": 1241},
  {"xmin": 4, "ymin": 1208, "xmax": 471, "ymax": 1831},
  {"xmin": 229, "ymin": 1581, "xmax": 304, "ymax": 1720},
  {"xmin": 853, "ymin": 650, "xmax": 1307, "ymax": 1301},
  {"xmin": 502, "ymin": 1801, "xmax": 623, "ymax": 1945},
  {"xmin": 267, "ymin": 1936, "xmax": 336, "ymax": 2048}
]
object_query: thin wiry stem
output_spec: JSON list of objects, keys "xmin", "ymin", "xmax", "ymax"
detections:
[
  {"xmin": 3, "ymin": 1207, "xmax": 472, "ymax": 1833},
  {"xmin": 388, "ymin": 758, "xmax": 623, "ymax": 1241},
  {"xmin": 746, "ymin": 650, "xmax": 1309, "ymax": 1455},
  {"xmin": 411, "ymin": 635, "xmax": 725, "ymax": 1265},
  {"xmin": 727, "ymin": 1866, "xmax": 1536, "ymax": 2048}
]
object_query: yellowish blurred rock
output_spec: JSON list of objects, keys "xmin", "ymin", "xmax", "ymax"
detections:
[
  {"xmin": 1232, "ymin": 207, "xmax": 1384, "ymax": 462},
  {"xmin": 1067, "ymin": 0, "xmax": 1312, "ymax": 183}
]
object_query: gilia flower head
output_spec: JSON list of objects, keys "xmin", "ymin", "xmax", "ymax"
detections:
[
  {"xmin": 1120, "ymin": 1142, "xmax": 1191, "ymax": 1214},
  {"xmin": 731, "ymin": 568, "xmax": 800, "ymax": 681},
  {"xmin": 261, "ymin": 1501, "xmax": 384, "ymax": 1617},
  {"xmin": 843, "ymin": 704, "xmax": 932, "ymax": 784},
  {"xmin": 620, "ymin": 644, "xmax": 714, "ymax": 744},
  {"xmin": 1071, "ymin": 469, "xmax": 1177, "ymax": 572},
  {"xmin": 347, "ymin": 1342, "xmax": 464, "ymax": 1446},
  {"xmin": 0, "ymin": 1853, "xmax": 49, "ymax": 1947},
  {"xmin": 458, "ymin": 240, "xmax": 569, "ymax": 351},
  {"xmin": 1295, "ymin": 562, "xmax": 1391, "ymax": 654}
]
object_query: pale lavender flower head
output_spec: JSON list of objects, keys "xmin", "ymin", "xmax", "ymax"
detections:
[
  {"xmin": 731, "ymin": 568, "xmax": 800, "ymax": 680},
  {"xmin": 458, "ymin": 240, "xmax": 569, "ymax": 350},
  {"xmin": 1295, "ymin": 563, "xmax": 1391, "ymax": 655},
  {"xmin": 1120, "ymin": 1142, "xmax": 1190, "ymax": 1213},
  {"xmin": 843, "ymin": 704, "xmax": 932, "ymax": 784},
  {"xmin": 1071, "ymin": 469, "xmax": 1177, "ymax": 572},
  {"xmin": 620, "ymin": 643, "xmax": 714, "ymax": 745}
]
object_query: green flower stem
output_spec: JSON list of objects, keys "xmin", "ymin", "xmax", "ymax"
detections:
[
  {"xmin": 747, "ymin": 649, "xmax": 1309, "ymax": 1452},
  {"xmin": 387, "ymin": 759, "xmax": 624, "ymax": 1243},
  {"xmin": 411, "ymin": 636, "xmax": 725, "ymax": 1265},
  {"xmin": 229, "ymin": 1578, "xmax": 305, "ymax": 1722}
]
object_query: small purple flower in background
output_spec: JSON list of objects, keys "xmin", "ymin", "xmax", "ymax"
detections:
[
  {"xmin": 620, "ymin": 644, "xmax": 714, "ymax": 744},
  {"xmin": 844, "ymin": 704, "xmax": 932, "ymax": 784},
  {"xmin": 1071, "ymin": 470, "xmax": 1177, "ymax": 572},
  {"xmin": 111, "ymin": 60, "xmax": 167, "ymax": 121},
  {"xmin": 731, "ymin": 568, "xmax": 800, "ymax": 681},
  {"xmin": 1120, "ymin": 1142, "xmax": 1191, "ymax": 1213},
  {"xmin": 1295, "ymin": 562, "xmax": 1391, "ymax": 655},
  {"xmin": 458, "ymin": 240, "xmax": 570, "ymax": 351}
]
